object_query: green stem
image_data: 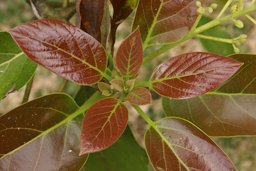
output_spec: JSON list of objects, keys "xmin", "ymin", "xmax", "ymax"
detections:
[
  {"xmin": 143, "ymin": 5, "xmax": 256, "ymax": 63},
  {"xmin": 216, "ymin": 0, "xmax": 233, "ymax": 19},
  {"xmin": 134, "ymin": 80, "xmax": 152, "ymax": 88},
  {"xmin": 133, "ymin": 105, "xmax": 156, "ymax": 127},
  {"xmin": 22, "ymin": 76, "xmax": 34, "ymax": 103},
  {"xmin": 196, "ymin": 34, "xmax": 233, "ymax": 44},
  {"xmin": 246, "ymin": 14, "xmax": 256, "ymax": 24}
]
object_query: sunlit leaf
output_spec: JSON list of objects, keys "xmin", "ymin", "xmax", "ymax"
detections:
[
  {"xmin": 10, "ymin": 19, "xmax": 107, "ymax": 85},
  {"xmin": 145, "ymin": 117, "xmax": 236, "ymax": 171},
  {"xmin": 84, "ymin": 127, "xmax": 148, "ymax": 171},
  {"xmin": 150, "ymin": 52, "xmax": 242, "ymax": 99},
  {"xmin": 0, "ymin": 94, "xmax": 87, "ymax": 170},
  {"xmin": 0, "ymin": 32, "xmax": 36, "ymax": 99},
  {"xmin": 198, "ymin": 16, "xmax": 234, "ymax": 56},
  {"xmin": 125, "ymin": 87, "xmax": 152, "ymax": 105},
  {"xmin": 76, "ymin": 0, "xmax": 105, "ymax": 41},
  {"xmin": 115, "ymin": 28, "xmax": 143, "ymax": 79},
  {"xmin": 133, "ymin": 0, "xmax": 201, "ymax": 45},
  {"xmin": 162, "ymin": 54, "xmax": 256, "ymax": 136},
  {"xmin": 80, "ymin": 98, "xmax": 128, "ymax": 154}
]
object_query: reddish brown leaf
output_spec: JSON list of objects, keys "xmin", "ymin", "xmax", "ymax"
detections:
[
  {"xmin": 145, "ymin": 118, "xmax": 236, "ymax": 171},
  {"xmin": 133, "ymin": 0, "xmax": 200, "ymax": 45},
  {"xmin": 125, "ymin": 87, "xmax": 152, "ymax": 105},
  {"xmin": 10, "ymin": 19, "xmax": 107, "ymax": 85},
  {"xmin": 0, "ymin": 94, "xmax": 87, "ymax": 170},
  {"xmin": 114, "ymin": 28, "xmax": 143, "ymax": 79},
  {"xmin": 76, "ymin": 0, "xmax": 105, "ymax": 41},
  {"xmin": 110, "ymin": 0, "xmax": 136, "ymax": 26},
  {"xmin": 151, "ymin": 52, "xmax": 242, "ymax": 99},
  {"xmin": 80, "ymin": 98, "xmax": 128, "ymax": 154}
]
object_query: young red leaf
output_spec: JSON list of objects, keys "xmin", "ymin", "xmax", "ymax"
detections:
[
  {"xmin": 145, "ymin": 118, "xmax": 236, "ymax": 171},
  {"xmin": 125, "ymin": 87, "xmax": 152, "ymax": 105},
  {"xmin": 10, "ymin": 19, "xmax": 107, "ymax": 85},
  {"xmin": 133, "ymin": 0, "xmax": 200, "ymax": 44},
  {"xmin": 76, "ymin": 0, "xmax": 105, "ymax": 41},
  {"xmin": 151, "ymin": 52, "xmax": 242, "ymax": 99},
  {"xmin": 114, "ymin": 28, "xmax": 143, "ymax": 79},
  {"xmin": 80, "ymin": 98, "xmax": 128, "ymax": 154}
]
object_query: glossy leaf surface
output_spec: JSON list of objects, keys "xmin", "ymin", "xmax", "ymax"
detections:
[
  {"xmin": 125, "ymin": 87, "xmax": 152, "ymax": 105},
  {"xmin": 0, "ymin": 32, "xmax": 36, "ymax": 99},
  {"xmin": 163, "ymin": 93, "xmax": 256, "ymax": 136},
  {"xmin": 80, "ymin": 98, "xmax": 128, "ymax": 154},
  {"xmin": 76, "ymin": 0, "xmax": 105, "ymax": 41},
  {"xmin": 151, "ymin": 52, "xmax": 242, "ymax": 99},
  {"xmin": 84, "ymin": 128, "xmax": 149, "ymax": 171},
  {"xmin": 145, "ymin": 117, "xmax": 236, "ymax": 171},
  {"xmin": 115, "ymin": 29, "xmax": 143, "ymax": 78},
  {"xmin": 198, "ymin": 16, "xmax": 234, "ymax": 56},
  {"xmin": 10, "ymin": 19, "xmax": 107, "ymax": 85},
  {"xmin": 162, "ymin": 54, "xmax": 256, "ymax": 136},
  {"xmin": 133, "ymin": 0, "xmax": 200, "ymax": 45},
  {"xmin": 0, "ymin": 94, "xmax": 87, "ymax": 170},
  {"xmin": 218, "ymin": 54, "xmax": 256, "ymax": 93}
]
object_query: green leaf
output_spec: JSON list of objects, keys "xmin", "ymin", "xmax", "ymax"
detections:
[
  {"xmin": 0, "ymin": 93, "xmax": 88, "ymax": 170},
  {"xmin": 198, "ymin": 16, "xmax": 235, "ymax": 56},
  {"xmin": 84, "ymin": 127, "xmax": 149, "ymax": 171},
  {"xmin": 145, "ymin": 117, "xmax": 236, "ymax": 171},
  {"xmin": 162, "ymin": 54, "xmax": 256, "ymax": 136},
  {"xmin": 0, "ymin": 32, "xmax": 36, "ymax": 99}
]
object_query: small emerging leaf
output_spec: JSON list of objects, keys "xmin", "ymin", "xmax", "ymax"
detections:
[
  {"xmin": 145, "ymin": 117, "xmax": 236, "ymax": 171},
  {"xmin": 80, "ymin": 98, "xmax": 128, "ymax": 154},
  {"xmin": 151, "ymin": 52, "xmax": 242, "ymax": 99},
  {"xmin": 125, "ymin": 87, "xmax": 152, "ymax": 105},
  {"xmin": 115, "ymin": 28, "xmax": 143, "ymax": 79},
  {"xmin": 10, "ymin": 19, "xmax": 107, "ymax": 85}
]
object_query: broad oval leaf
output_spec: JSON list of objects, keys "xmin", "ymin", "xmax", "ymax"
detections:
[
  {"xmin": 162, "ymin": 93, "xmax": 256, "ymax": 136},
  {"xmin": 80, "ymin": 98, "xmax": 128, "ymax": 154},
  {"xmin": 125, "ymin": 87, "xmax": 152, "ymax": 105},
  {"xmin": 115, "ymin": 28, "xmax": 143, "ymax": 79},
  {"xmin": 10, "ymin": 19, "xmax": 107, "ymax": 85},
  {"xmin": 145, "ymin": 117, "xmax": 236, "ymax": 171},
  {"xmin": 84, "ymin": 128, "xmax": 149, "ymax": 171},
  {"xmin": 76, "ymin": 0, "xmax": 105, "ymax": 41},
  {"xmin": 0, "ymin": 32, "xmax": 36, "ymax": 99},
  {"xmin": 150, "ymin": 52, "xmax": 242, "ymax": 99},
  {"xmin": 0, "ymin": 94, "xmax": 87, "ymax": 170},
  {"xmin": 133, "ymin": 0, "xmax": 201, "ymax": 45}
]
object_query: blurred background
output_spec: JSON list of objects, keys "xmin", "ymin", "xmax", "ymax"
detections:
[{"xmin": 0, "ymin": 0, "xmax": 256, "ymax": 170}]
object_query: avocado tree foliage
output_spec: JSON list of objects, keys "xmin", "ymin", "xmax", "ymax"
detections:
[{"xmin": 0, "ymin": 0, "xmax": 256, "ymax": 170}]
